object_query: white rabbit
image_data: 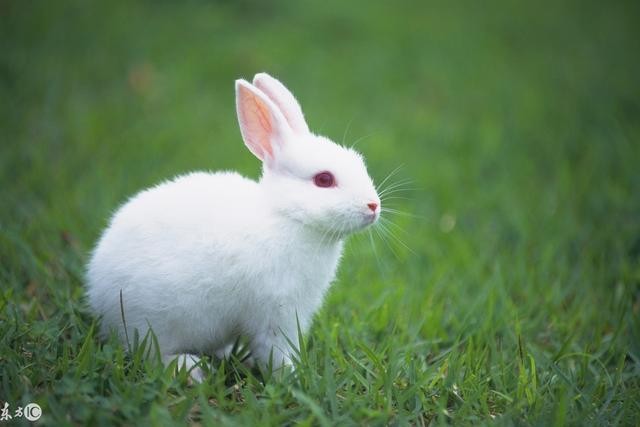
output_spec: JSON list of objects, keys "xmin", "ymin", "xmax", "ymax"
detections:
[{"xmin": 86, "ymin": 73, "xmax": 381, "ymax": 380}]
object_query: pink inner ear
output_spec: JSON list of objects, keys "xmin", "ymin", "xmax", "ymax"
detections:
[
  {"xmin": 251, "ymin": 93, "xmax": 273, "ymax": 156},
  {"xmin": 238, "ymin": 86, "xmax": 274, "ymax": 158},
  {"xmin": 253, "ymin": 75, "xmax": 309, "ymax": 135},
  {"xmin": 258, "ymin": 85, "xmax": 297, "ymax": 133}
]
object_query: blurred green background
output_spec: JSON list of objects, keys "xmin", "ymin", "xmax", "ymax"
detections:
[{"xmin": 1, "ymin": 0, "xmax": 639, "ymax": 424}]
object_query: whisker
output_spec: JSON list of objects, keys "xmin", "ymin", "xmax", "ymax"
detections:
[
  {"xmin": 381, "ymin": 207, "xmax": 425, "ymax": 220},
  {"xmin": 378, "ymin": 178, "xmax": 414, "ymax": 195},
  {"xmin": 328, "ymin": 220, "xmax": 344, "ymax": 245},
  {"xmin": 341, "ymin": 118, "xmax": 354, "ymax": 147},
  {"xmin": 373, "ymin": 223, "xmax": 403, "ymax": 259},
  {"xmin": 367, "ymin": 228, "xmax": 384, "ymax": 271},
  {"xmin": 379, "ymin": 216, "xmax": 410, "ymax": 236},
  {"xmin": 377, "ymin": 221, "xmax": 416, "ymax": 255},
  {"xmin": 349, "ymin": 132, "xmax": 376, "ymax": 150},
  {"xmin": 312, "ymin": 221, "xmax": 339, "ymax": 260},
  {"xmin": 375, "ymin": 164, "xmax": 404, "ymax": 192},
  {"xmin": 379, "ymin": 186, "xmax": 420, "ymax": 198},
  {"xmin": 379, "ymin": 195, "xmax": 413, "ymax": 202},
  {"xmin": 378, "ymin": 183, "xmax": 416, "ymax": 198}
]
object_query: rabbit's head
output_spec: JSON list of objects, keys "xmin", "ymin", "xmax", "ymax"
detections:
[{"xmin": 236, "ymin": 73, "xmax": 380, "ymax": 238}]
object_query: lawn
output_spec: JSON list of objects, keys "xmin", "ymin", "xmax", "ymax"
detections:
[{"xmin": 1, "ymin": 0, "xmax": 639, "ymax": 425}]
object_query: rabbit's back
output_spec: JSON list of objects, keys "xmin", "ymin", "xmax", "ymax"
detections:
[
  {"xmin": 86, "ymin": 171, "xmax": 272, "ymax": 351},
  {"xmin": 90, "ymin": 171, "xmax": 263, "ymax": 268}
]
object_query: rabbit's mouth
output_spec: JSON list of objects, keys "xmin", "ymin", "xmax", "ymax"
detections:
[
  {"xmin": 365, "ymin": 211, "xmax": 379, "ymax": 225},
  {"xmin": 343, "ymin": 210, "xmax": 380, "ymax": 234},
  {"xmin": 304, "ymin": 214, "xmax": 376, "ymax": 240},
  {"xmin": 347, "ymin": 207, "xmax": 381, "ymax": 232},
  {"xmin": 362, "ymin": 200, "xmax": 381, "ymax": 227}
]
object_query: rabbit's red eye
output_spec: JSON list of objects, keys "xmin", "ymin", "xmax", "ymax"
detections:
[{"xmin": 313, "ymin": 172, "xmax": 335, "ymax": 188}]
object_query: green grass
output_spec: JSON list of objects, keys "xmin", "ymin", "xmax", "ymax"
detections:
[{"xmin": 2, "ymin": 0, "xmax": 639, "ymax": 425}]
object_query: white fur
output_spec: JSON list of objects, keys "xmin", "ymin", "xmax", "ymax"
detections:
[{"xmin": 86, "ymin": 73, "xmax": 380, "ymax": 378}]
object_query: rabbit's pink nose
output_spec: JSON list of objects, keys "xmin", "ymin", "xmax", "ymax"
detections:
[{"xmin": 367, "ymin": 202, "xmax": 378, "ymax": 212}]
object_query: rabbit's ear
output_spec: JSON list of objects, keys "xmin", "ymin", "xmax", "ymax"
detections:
[
  {"xmin": 236, "ymin": 79, "xmax": 292, "ymax": 163},
  {"xmin": 252, "ymin": 73, "xmax": 309, "ymax": 135}
]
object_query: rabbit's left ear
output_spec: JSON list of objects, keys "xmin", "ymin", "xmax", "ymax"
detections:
[
  {"xmin": 253, "ymin": 73, "xmax": 309, "ymax": 135},
  {"xmin": 235, "ymin": 79, "xmax": 292, "ymax": 164}
]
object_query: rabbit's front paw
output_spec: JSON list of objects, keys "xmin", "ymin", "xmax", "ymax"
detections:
[
  {"xmin": 164, "ymin": 353, "xmax": 207, "ymax": 383},
  {"xmin": 251, "ymin": 333, "xmax": 294, "ymax": 370}
]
